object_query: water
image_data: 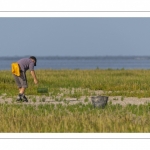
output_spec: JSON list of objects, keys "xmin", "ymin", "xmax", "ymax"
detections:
[{"xmin": 1, "ymin": 56, "xmax": 150, "ymax": 70}]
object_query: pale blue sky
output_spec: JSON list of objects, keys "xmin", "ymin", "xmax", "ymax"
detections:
[{"xmin": 0, "ymin": 17, "xmax": 150, "ymax": 56}]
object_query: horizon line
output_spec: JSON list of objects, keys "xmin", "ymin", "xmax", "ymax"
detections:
[{"xmin": 1, "ymin": 55, "xmax": 150, "ymax": 57}]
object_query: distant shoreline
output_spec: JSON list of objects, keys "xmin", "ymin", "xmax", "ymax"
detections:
[{"xmin": 1, "ymin": 55, "xmax": 150, "ymax": 58}]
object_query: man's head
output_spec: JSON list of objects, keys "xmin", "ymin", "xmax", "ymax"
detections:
[{"xmin": 30, "ymin": 56, "xmax": 37, "ymax": 66}]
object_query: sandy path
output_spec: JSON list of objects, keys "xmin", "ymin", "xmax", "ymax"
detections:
[{"xmin": 1, "ymin": 94, "xmax": 150, "ymax": 106}]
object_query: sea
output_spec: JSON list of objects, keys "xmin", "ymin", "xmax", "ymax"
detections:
[{"xmin": 1, "ymin": 56, "xmax": 150, "ymax": 70}]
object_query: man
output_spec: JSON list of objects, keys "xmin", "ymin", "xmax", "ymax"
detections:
[{"xmin": 13, "ymin": 56, "xmax": 38, "ymax": 102}]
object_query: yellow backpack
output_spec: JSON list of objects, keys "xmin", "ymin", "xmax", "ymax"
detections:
[{"xmin": 11, "ymin": 62, "xmax": 20, "ymax": 76}]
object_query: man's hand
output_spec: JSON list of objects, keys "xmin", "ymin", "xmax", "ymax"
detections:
[{"xmin": 31, "ymin": 70, "xmax": 38, "ymax": 84}]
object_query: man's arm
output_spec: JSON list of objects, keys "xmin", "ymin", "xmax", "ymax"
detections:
[{"xmin": 30, "ymin": 70, "xmax": 38, "ymax": 84}]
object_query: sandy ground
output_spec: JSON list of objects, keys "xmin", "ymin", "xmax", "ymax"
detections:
[{"xmin": 1, "ymin": 92, "xmax": 150, "ymax": 106}]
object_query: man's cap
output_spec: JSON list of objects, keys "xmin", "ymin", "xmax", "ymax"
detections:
[{"xmin": 30, "ymin": 56, "xmax": 37, "ymax": 66}]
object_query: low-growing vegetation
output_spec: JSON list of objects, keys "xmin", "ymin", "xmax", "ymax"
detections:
[
  {"xmin": 1, "ymin": 69, "xmax": 150, "ymax": 97},
  {"xmin": 1, "ymin": 69, "xmax": 150, "ymax": 132},
  {"xmin": 0, "ymin": 102, "xmax": 150, "ymax": 132}
]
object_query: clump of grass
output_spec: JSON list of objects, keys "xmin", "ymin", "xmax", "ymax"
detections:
[
  {"xmin": 32, "ymin": 97, "xmax": 36, "ymax": 103},
  {"xmin": 40, "ymin": 97, "xmax": 46, "ymax": 102},
  {"xmin": 84, "ymin": 97, "xmax": 89, "ymax": 103},
  {"xmin": 121, "ymin": 96, "xmax": 125, "ymax": 101},
  {"xmin": 113, "ymin": 97, "xmax": 118, "ymax": 101}
]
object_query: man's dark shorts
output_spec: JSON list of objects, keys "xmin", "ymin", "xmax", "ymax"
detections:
[{"xmin": 13, "ymin": 71, "xmax": 28, "ymax": 88}]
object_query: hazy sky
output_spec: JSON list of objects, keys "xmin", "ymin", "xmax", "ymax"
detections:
[{"xmin": 0, "ymin": 17, "xmax": 150, "ymax": 56}]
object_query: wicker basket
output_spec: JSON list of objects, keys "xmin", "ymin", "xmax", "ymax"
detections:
[{"xmin": 91, "ymin": 96, "xmax": 108, "ymax": 108}]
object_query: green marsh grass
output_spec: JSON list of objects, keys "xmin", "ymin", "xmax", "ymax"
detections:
[
  {"xmin": 1, "ymin": 69, "xmax": 150, "ymax": 97},
  {"xmin": 1, "ymin": 69, "xmax": 150, "ymax": 132},
  {"xmin": 0, "ymin": 103, "xmax": 150, "ymax": 132}
]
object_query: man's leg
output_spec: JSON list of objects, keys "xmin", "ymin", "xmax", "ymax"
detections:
[
  {"xmin": 17, "ymin": 87, "xmax": 25, "ymax": 101},
  {"xmin": 19, "ymin": 72, "xmax": 28, "ymax": 102},
  {"xmin": 13, "ymin": 75, "xmax": 22, "ymax": 101},
  {"xmin": 17, "ymin": 87, "xmax": 28, "ymax": 102},
  {"xmin": 14, "ymin": 72, "xmax": 28, "ymax": 102},
  {"xmin": 19, "ymin": 87, "xmax": 26, "ymax": 94}
]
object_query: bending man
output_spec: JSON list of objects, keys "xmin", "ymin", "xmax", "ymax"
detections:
[{"xmin": 13, "ymin": 56, "xmax": 38, "ymax": 102}]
